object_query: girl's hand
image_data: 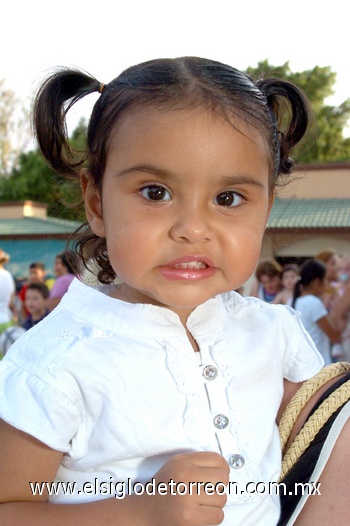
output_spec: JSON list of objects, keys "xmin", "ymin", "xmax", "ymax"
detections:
[{"xmin": 130, "ymin": 451, "xmax": 229, "ymax": 526}]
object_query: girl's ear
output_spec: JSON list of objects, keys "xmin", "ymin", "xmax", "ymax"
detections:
[{"xmin": 80, "ymin": 169, "xmax": 106, "ymax": 237}]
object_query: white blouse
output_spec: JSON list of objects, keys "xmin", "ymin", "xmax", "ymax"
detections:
[{"xmin": 0, "ymin": 278, "xmax": 323, "ymax": 525}]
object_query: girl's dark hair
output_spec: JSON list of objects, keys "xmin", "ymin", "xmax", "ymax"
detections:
[
  {"xmin": 27, "ymin": 282, "xmax": 50, "ymax": 300},
  {"xmin": 281, "ymin": 263, "xmax": 300, "ymax": 277},
  {"xmin": 256, "ymin": 259, "xmax": 283, "ymax": 280},
  {"xmin": 292, "ymin": 259, "xmax": 326, "ymax": 308},
  {"xmin": 56, "ymin": 250, "xmax": 77, "ymax": 275},
  {"xmin": 33, "ymin": 57, "xmax": 312, "ymax": 283}
]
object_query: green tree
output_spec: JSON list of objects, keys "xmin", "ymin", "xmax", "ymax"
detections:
[
  {"xmin": 0, "ymin": 118, "xmax": 87, "ymax": 220},
  {"xmin": 246, "ymin": 61, "xmax": 350, "ymax": 163}
]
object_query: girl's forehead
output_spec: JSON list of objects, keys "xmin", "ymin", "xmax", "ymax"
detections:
[{"xmin": 109, "ymin": 105, "xmax": 269, "ymax": 155}]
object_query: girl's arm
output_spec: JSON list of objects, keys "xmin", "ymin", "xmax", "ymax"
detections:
[
  {"xmin": 317, "ymin": 315, "xmax": 342, "ymax": 344},
  {"xmin": 272, "ymin": 291, "xmax": 286, "ymax": 305},
  {"xmin": 9, "ymin": 292, "xmax": 19, "ymax": 323},
  {"xmin": 0, "ymin": 420, "xmax": 228, "ymax": 526}
]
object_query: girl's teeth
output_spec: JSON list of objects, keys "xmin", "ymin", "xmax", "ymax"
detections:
[{"xmin": 173, "ymin": 261, "xmax": 207, "ymax": 269}]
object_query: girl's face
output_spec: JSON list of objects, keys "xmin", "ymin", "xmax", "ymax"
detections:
[
  {"xmin": 25, "ymin": 289, "xmax": 46, "ymax": 316},
  {"xmin": 54, "ymin": 257, "xmax": 66, "ymax": 277},
  {"xmin": 259, "ymin": 274, "xmax": 282, "ymax": 295},
  {"xmin": 83, "ymin": 107, "xmax": 273, "ymax": 323},
  {"xmin": 282, "ymin": 270, "xmax": 299, "ymax": 291}
]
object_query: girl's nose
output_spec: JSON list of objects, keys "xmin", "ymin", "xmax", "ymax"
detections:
[{"xmin": 169, "ymin": 207, "xmax": 213, "ymax": 243}]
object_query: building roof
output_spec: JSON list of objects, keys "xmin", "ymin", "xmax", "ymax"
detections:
[
  {"xmin": 0, "ymin": 216, "xmax": 81, "ymax": 237},
  {"xmin": 267, "ymin": 198, "xmax": 350, "ymax": 230}
]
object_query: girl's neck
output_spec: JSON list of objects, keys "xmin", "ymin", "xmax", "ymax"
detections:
[
  {"xmin": 112, "ymin": 283, "xmax": 200, "ymax": 351},
  {"xmin": 30, "ymin": 308, "xmax": 46, "ymax": 321}
]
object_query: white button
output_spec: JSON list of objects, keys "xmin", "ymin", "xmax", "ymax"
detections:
[
  {"xmin": 203, "ymin": 365, "xmax": 218, "ymax": 381},
  {"xmin": 228, "ymin": 454, "xmax": 245, "ymax": 469},
  {"xmin": 213, "ymin": 414, "xmax": 229, "ymax": 429}
]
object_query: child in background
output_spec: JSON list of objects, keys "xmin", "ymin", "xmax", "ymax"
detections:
[
  {"xmin": 292, "ymin": 259, "xmax": 342, "ymax": 365},
  {"xmin": 273, "ymin": 264, "xmax": 300, "ymax": 306},
  {"xmin": 338, "ymin": 255, "xmax": 350, "ymax": 295},
  {"xmin": 315, "ymin": 249, "xmax": 341, "ymax": 310},
  {"xmin": 250, "ymin": 259, "xmax": 283, "ymax": 303},
  {"xmin": 22, "ymin": 283, "xmax": 50, "ymax": 331},
  {"xmin": 0, "ymin": 57, "xmax": 327, "ymax": 525},
  {"xmin": 48, "ymin": 251, "xmax": 77, "ymax": 311},
  {"xmin": 18, "ymin": 262, "xmax": 48, "ymax": 321}
]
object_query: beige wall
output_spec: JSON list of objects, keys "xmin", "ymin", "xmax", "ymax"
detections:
[{"xmin": 277, "ymin": 165, "xmax": 350, "ymax": 199}]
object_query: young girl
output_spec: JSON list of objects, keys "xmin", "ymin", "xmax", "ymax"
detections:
[
  {"xmin": 250, "ymin": 259, "xmax": 283, "ymax": 303},
  {"xmin": 0, "ymin": 57, "xmax": 328, "ymax": 525},
  {"xmin": 272, "ymin": 264, "xmax": 300, "ymax": 306},
  {"xmin": 292, "ymin": 259, "xmax": 342, "ymax": 365}
]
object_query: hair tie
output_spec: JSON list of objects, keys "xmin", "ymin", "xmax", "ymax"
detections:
[{"xmin": 99, "ymin": 83, "xmax": 105, "ymax": 94}]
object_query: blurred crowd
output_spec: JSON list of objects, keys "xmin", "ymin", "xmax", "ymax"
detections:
[
  {"xmin": 248, "ymin": 250, "xmax": 350, "ymax": 364},
  {"xmin": 1, "ymin": 246, "xmax": 350, "ymax": 364},
  {"xmin": 0, "ymin": 248, "xmax": 79, "ymax": 355}
]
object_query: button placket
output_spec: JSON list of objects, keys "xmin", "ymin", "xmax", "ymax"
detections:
[
  {"xmin": 199, "ymin": 341, "xmax": 245, "ymax": 470},
  {"xmin": 201, "ymin": 364, "xmax": 219, "ymax": 381}
]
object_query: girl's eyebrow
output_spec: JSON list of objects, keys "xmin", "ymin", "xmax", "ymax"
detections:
[
  {"xmin": 219, "ymin": 175, "xmax": 266, "ymax": 189},
  {"xmin": 116, "ymin": 163, "xmax": 266, "ymax": 189},
  {"xmin": 116, "ymin": 164, "xmax": 171, "ymax": 178}
]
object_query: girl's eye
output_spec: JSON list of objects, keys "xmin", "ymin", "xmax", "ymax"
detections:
[
  {"xmin": 214, "ymin": 191, "xmax": 243, "ymax": 207},
  {"xmin": 139, "ymin": 185, "xmax": 171, "ymax": 201}
]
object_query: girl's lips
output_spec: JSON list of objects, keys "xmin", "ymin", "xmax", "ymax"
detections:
[{"xmin": 159, "ymin": 256, "xmax": 216, "ymax": 280}]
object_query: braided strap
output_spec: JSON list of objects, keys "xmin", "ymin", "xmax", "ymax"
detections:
[
  {"xmin": 279, "ymin": 379, "xmax": 350, "ymax": 481},
  {"xmin": 279, "ymin": 362, "xmax": 350, "ymax": 453}
]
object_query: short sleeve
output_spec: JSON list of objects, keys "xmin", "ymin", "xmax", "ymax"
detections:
[
  {"xmin": 0, "ymin": 359, "xmax": 82, "ymax": 452},
  {"xmin": 0, "ymin": 315, "xmax": 85, "ymax": 454},
  {"xmin": 279, "ymin": 306, "xmax": 324, "ymax": 382},
  {"xmin": 309, "ymin": 299, "xmax": 328, "ymax": 323}
]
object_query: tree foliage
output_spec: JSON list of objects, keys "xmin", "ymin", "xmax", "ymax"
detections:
[
  {"xmin": 246, "ymin": 61, "xmax": 350, "ymax": 163},
  {"xmin": 0, "ymin": 118, "xmax": 87, "ymax": 220}
]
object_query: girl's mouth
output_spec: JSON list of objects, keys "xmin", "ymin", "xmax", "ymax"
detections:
[
  {"xmin": 159, "ymin": 256, "xmax": 215, "ymax": 280},
  {"xmin": 172, "ymin": 261, "xmax": 208, "ymax": 270}
]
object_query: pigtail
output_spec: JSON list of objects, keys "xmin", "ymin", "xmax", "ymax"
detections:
[
  {"xmin": 292, "ymin": 279, "xmax": 303, "ymax": 309},
  {"xmin": 33, "ymin": 68, "xmax": 101, "ymax": 177},
  {"xmin": 256, "ymin": 78, "xmax": 312, "ymax": 176}
]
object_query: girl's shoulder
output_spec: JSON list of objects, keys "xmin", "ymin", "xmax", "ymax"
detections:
[
  {"xmin": 2, "ymin": 280, "xmax": 114, "ymax": 373},
  {"xmin": 220, "ymin": 290, "xmax": 299, "ymax": 320}
]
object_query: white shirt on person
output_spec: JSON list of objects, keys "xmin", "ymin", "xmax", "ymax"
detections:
[
  {"xmin": 0, "ymin": 268, "xmax": 15, "ymax": 323},
  {"xmin": 294, "ymin": 294, "xmax": 331, "ymax": 365},
  {"xmin": 0, "ymin": 278, "xmax": 323, "ymax": 525}
]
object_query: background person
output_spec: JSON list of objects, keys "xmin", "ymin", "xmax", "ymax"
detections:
[
  {"xmin": 47, "ymin": 251, "xmax": 77, "ymax": 311},
  {"xmin": 292, "ymin": 259, "xmax": 342, "ymax": 365},
  {"xmin": 272, "ymin": 264, "xmax": 300, "ymax": 306},
  {"xmin": 22, "ymin": 283, "xmax": 50, "ymax": 331},
  {"xmin": 250, "ymin": 259, "xmax": 283, "ymax": 303},
  {"xmin": 330, "ymin": 279, "xmax": 350, "ymax": 362},
  {"xmin": 0, "ymin": 249, "xmax": 18, "ymax": 334},
  {"xmin": 315, "ymin": 249, "xmax": 341, "ymax": 311},
  {"xmin": 18, "ymin": 262, "xmax": 48, "ymax": 321}
]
